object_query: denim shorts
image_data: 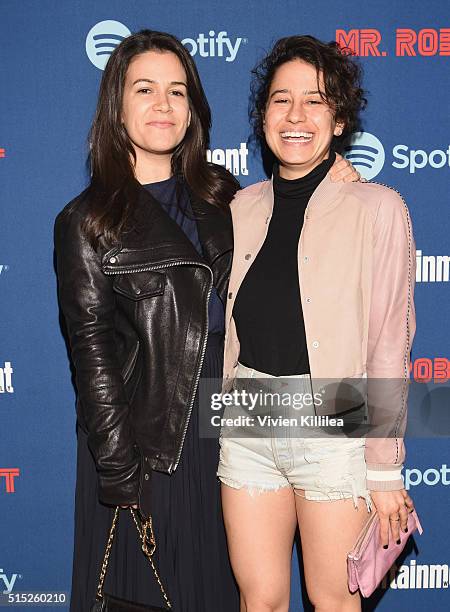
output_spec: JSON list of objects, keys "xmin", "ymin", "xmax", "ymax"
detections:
[{"xmin": 217, "ymin": 363, "xmax": 372, "ymax": 511}]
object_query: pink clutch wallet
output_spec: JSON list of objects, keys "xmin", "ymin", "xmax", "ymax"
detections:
[{"xmin": 347, "ymin": 509, "xmax": 423, "ymax": 598}]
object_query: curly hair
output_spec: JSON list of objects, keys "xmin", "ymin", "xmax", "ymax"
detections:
[{"xmin": 250, "ymin": 35, "xmax": 367, "ymax": 146}]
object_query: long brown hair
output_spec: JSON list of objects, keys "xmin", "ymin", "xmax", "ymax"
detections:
[{"xmin": 84, "ymin": 29, "xmax": 239, "ymax": 246}]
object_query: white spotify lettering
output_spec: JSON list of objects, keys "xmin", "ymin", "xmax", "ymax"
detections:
[{"xmin": 182, "ymin": 31, "xmax": 244, "ymax": 62}]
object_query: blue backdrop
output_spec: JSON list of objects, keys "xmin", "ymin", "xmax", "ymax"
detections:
[{"xmin": 1, "ymin": 1, "xmax": 449, "ymax": 609}]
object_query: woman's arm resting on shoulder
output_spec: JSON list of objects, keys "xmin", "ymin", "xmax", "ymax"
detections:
[{"xmin": 54, "ymin": 208, "xmax": 140, "ymax": 507}]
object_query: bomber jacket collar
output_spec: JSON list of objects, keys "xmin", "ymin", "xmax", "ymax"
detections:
[{"xmin": 260, "ymin": 171, "xmax": 347, "ymax": 219}]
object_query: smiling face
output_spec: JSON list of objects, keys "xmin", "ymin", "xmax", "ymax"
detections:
[
  {"xmin": 263, "ymin": 59, "xmax": 344, "ymax": 180},
  {"xmin": 121, "ymin": 50, "xmax": 191, "ymax": 180}
]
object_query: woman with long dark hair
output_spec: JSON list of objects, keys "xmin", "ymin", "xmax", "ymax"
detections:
[
  {"xmin": 55, "ymin": 29, "xmax": 240, "ymax": 611},
  {"xmin": 55, "ymin": 30, "xmax": 358, "ymax": 611},
  {"xmin": 219, "ymin": 35, "xmax": 416, "ymax": 611}
]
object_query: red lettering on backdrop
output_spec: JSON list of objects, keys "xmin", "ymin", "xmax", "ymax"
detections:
[
  {"xmin": 336, "ymin": 29, "xmax": 359, "ymax": 54},
  {"xmin": 409, "ymin": 358, "xmax": 450, "ymax": 383},
  {"xmin": 396, "ymin": 28, "xmax": 450, "ymax": 56},
  {"xmin": 396, "ymin": 29, "xmax": 417, "ymax": 56},
  {"xmin": 418, "ymin": 29, "xmax": 438, "ymax": 56},
  {"xmin": 441, "ymin": 29, "xmax": 450, "ymax": 55},
  {"xmin": 337, "ymin": 28, "xmax": 450, "ymax": 57},
  {"xmin": 433, "ymin": 358, "xmax": 450, "ymax": 381},
  {"xmin": 0, "ymin": 468, "xmax": 20, "ymax": 493},
  {"xmin": 335, "ymin": 29, "xmax": 383, "ymax": 56},
  {"xmin": 413, "ymin": 358, "xmax": 432, "ymax": 382},
  {"xmin": 359, "ymin": 29, "xmax": 382, "ymax": 56}
]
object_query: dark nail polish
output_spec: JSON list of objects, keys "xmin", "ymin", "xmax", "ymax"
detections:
[
  {"xmin": 383, "ymin": 544, "xmax": 388, "ymax": 549},
  {"xmin": 404, "ymin": 527, "xmax": 408, "ymax": 533},
  {"xmin": 396, "ymin": 539, "xmax": 401, "ymax": 545}
]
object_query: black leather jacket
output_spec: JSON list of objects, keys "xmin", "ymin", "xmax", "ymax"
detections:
[{"xmin": 54, "ymin": 185, "xmax": 233, "ymax": 515}]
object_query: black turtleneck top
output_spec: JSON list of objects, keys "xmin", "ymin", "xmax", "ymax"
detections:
[{"xmin": 233, "ymin": 152, "xmax": 336, "ymax": 376}]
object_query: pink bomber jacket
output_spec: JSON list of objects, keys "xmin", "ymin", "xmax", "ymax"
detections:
[{"xmin": 222, "ymin": 172, "xmax": 416, "ymax": 491}]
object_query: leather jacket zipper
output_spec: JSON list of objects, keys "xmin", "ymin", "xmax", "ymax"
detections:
[
  {"xmin": 172, "ymin": 270, "xmax": 213, "ymax": 471},
  {"xmin": 104, "ymin": 259, "xmax": 213, "ymax": 472}
]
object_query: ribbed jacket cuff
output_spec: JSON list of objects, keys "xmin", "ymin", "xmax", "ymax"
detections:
[{"xmin": 366, "ymin": 464, "xmax": 404, "ymax": 491}]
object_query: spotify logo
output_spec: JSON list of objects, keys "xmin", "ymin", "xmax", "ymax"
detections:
[
  {"xmin": 85, "ymin": 20, "xmax": 131, "ymax": 70},
  {"xmin": 343, "ymin": 131, "xmax": 385, "ymax": 180}
]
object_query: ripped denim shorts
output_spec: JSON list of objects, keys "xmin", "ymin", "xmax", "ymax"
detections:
[{"xmin": 217, "ymin": 363, "xmax": 372, "ymax": 512}]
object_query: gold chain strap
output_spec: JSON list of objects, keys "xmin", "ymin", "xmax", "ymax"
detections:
[
  {"xmin": 130, "ymin": 508, "xmax": 172, "ymax": 609},
  {"xmin": 96, "ymin": 506, "xmax": 120, "ymax": 600},
  {"xmin": 96, "ymin": 507, "xmax": 172, "ymax": 609}
]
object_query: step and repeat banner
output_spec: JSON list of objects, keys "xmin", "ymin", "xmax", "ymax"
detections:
[{"xmin": 1, "ymin": 1, "xmax": 449, "ymax": 610}]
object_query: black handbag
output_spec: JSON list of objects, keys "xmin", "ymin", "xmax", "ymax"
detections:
[{"xmin": 91, "ymin": 507, "xmax": 172, "ymax": 611}]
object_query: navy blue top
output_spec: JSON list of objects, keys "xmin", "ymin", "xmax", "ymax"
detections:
[{"xmin": 143, "ymin": 176, "xmax": 224, "ymax": 335}]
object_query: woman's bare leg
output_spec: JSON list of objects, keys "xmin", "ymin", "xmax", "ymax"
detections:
[
  {"xmin": 294, "ymin": 491, "xmax": 370, "ymax": 611},
  {"xmin": 222, "ymin": 484, "xmax": 297, "ymax": 612}
]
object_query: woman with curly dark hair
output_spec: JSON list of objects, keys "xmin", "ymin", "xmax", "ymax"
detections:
[{"xmin": 218, "ymin": 35, "xmax": 416, "ymax": 610}]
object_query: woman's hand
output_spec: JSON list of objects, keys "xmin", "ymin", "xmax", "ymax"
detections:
[
  {"xmin": 370, "ymin": 489, "xmax": 415, "ymax": 548},
  {"xmin": 330, "ymin": 152, "xmax": 361, "ymax": 182}
]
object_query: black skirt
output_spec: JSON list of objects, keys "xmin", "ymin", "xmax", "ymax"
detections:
[{"xmin": 70, "ymin": 334, "xmax": 239, "ymax": 612}]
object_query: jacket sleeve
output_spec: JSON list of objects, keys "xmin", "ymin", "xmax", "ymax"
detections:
[
  {"xmin": 54, "ymin": 207, "xmax": 141, "ymax": 506},
  {"xmin": 365, "ymin": 188, "xmax": 416, "ymax": 491}
]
